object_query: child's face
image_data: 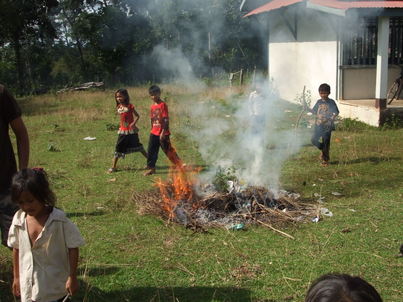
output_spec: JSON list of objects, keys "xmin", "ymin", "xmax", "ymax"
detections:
[
  {"xmin": 319, "ymin": 90, "xmax": 330, "ymax": 100},
  {"xmin": 150, "ymin": 92, "xmax": 161, "ymax": 102},
  {"xmin": 116, "ymin": 92, "xmax": 126, "ymax": 105},
  {"xmin": 17, "ymin": 190, "xmax": 46, "ymax": 217}
]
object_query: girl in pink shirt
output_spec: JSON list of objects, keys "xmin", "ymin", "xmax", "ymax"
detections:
[{"xmin": 108, "ymin": 89, "xmax": 147, "ymax": 173}]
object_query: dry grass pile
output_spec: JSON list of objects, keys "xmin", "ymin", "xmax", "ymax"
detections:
[{"xmin": 132, "ymin": 184, "xmax": 318, "ymax": 237}]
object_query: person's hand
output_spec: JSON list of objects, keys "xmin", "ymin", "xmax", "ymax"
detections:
[
  {"xmin": 12, "ymin": 278, "xmax": 20, "ymax": 296},
  {"xmin": 160, "ymin": 133, "xmax": 166, "ymax": 141},
  {"xmin": 66, "ymin": 276, "xmax": 79, "ymax": 296}
]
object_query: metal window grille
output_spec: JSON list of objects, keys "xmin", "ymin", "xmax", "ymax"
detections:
[{"xmin": 342, "ymin": 17, "xmax": 403, "ymax": 66}]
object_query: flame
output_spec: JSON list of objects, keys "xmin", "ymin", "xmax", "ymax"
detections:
[{"xmin": 156, "ymin": 165, "xmax": 201, "ymax": 220}]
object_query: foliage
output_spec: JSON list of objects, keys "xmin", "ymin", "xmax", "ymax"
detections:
[
  {"xmin": 380, "ymin": 114, "xmax": 403, "ymax": 130},
  {"xmin": 295, "ymin": 87, "xmax": 312, "ymax": 110},
  {"xmin": 336, "ymin": 117, "xmax": 375, "ymax": 132},
  {"xmin": 0, "ymin": 0, "xmax": 266, "ymax": 94},
  {"xmin": 212, "ymin": 166, "xmax": 237, "ymax": 192}
]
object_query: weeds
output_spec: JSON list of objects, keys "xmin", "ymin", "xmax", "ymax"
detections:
[
  {"xmin": 212, "ymin": 167, "xmax": 237, "ymax": 192},
  {"xmin": 381, "ymin": 114, "xmax": 403, "ymax": 130},
  {"xmin": 336, "ymin": 118, "xmax": 375, "ymax": 132}
]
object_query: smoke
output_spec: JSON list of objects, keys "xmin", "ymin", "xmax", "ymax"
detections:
[
  {"xmin": 150, "ymin": 45, "xmax": 206, "ymax": 92},
  {"xmin": 133, "ymin": 1, "xmax": 304, "ymax": 191},
  {"xmin": 186, "ymin": 75, "xmax": 303, "ymax": 193}
]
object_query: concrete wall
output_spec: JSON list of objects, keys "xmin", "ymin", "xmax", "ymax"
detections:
[
  {"xmin": 341, "ymin": 66, "xmax": 401, "ymax": 99},
  {"xmin": 267, "ymin": 7, "xmax": 339, "ymax": 103},
  {"xmin": 338, "ymin": 101, "xmax": 381, "ymax": 126}
]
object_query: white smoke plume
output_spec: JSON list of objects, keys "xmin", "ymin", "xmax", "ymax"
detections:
[
  {"xmin": 150, "ymin": 45, "xmax": 206, "ymax": 92},
  {"xmin": 186, "ymin": 75, "xmax": 303, "ymax": 193}
]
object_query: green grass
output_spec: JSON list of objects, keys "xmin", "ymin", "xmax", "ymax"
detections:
[{"xmin": 0, "ymin": 86, "xmax": 402, "ymax": 302}]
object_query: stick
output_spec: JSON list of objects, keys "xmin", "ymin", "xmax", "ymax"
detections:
[
  {"xmin": 255, "ymin": 219, "xmax": 295, "ymax": 240},
  {"xmin": 295, "ymin": 86, "xmax": 307, "ymax": 129},
  {"xmin": 62, "ymin": 295, "xmax": 71, "ymax": 302}
]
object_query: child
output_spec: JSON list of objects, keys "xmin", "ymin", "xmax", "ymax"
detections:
[
  {"xmin": 7, "ymin": 168, "xmax": 85, "ymax": 302},
  {"xmin": 310, "ymin": 83, "xmax": 339, "ymax": 166},
  {"xmin": 108, "ymin": 88, "xmax": 147, "ymax": 173},
  {"xmin": 305, "ymin": 273, "xmax": 383, "ymax": 302},
  {"xmin": 144, "ymin": 85, "xmax": 184, "ymax": 176}
]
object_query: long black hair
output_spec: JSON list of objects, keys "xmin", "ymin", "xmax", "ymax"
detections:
[
  {"xmin": 11, "ymin": 168, "xmax": 56, "ymax": 207},
  {"xmin": 115, "ymin": 88, "xmax": 130, "ymax": 107}
]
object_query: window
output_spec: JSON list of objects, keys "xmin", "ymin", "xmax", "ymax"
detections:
[{"xmin": 342, "ymin": 17, "xmax": 403, "ymax": 66}]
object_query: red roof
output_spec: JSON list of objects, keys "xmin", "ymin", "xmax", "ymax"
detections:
[
  {"xmin": 244, "ymin": 0, "xmax": 403, "ymax": 17},
  {"xmin": 244, "ymin": 0, "xmax": 304, "ymax": 17}
]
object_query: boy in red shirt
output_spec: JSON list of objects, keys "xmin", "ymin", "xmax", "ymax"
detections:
[{"xmin": 144, "ymin": 85, "xmax": 183, "ymax": 176}]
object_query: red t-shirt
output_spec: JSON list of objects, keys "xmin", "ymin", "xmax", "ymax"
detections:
[
  {"xmin": 117, "ymin": 103, "xmax": 136, "ymax": 133},
  {"xmin": 150, "ymin": 101, "xmax": 170, "ymax": 136}
]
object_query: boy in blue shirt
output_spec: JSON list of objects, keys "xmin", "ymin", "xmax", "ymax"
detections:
[{"xmin": 310, "ymin": 83, "xmax": 339, "ymax": 166}]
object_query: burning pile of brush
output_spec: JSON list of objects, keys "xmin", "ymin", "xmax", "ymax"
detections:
[{"xmin": 133, "ymin": 167, "xmax": 318, "ymax": 236}]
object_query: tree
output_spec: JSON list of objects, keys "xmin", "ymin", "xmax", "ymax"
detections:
[{"xmin": 0, "ymin": 0, "xmax": 58, "ymax": 93}]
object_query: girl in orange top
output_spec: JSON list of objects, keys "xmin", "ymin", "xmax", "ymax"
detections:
[{"xmin": 108, "ymin": 89, "xmax": 147, "ymax": 173}]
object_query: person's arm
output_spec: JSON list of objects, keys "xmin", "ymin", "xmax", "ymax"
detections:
[
  {"xmin": 10, "ymin": 117, "xmax": 29, "ymax": 169},
  {"xmin": 160, "ymin": 117, "xmax": 169, "ymax": 138},
  {"xmin": 309, "ymin": 101, "xmax": 319, "ymax": 114},
  {"xmin": 12, "ymin": 248, "xmax": 20, "ymax": 297},
  {"xmin": 131, "ymin": 108, "xmax": 140, "ymax": 128},
  {"xmin": 160, "ymin": 103, "xmax": 169, "ymax": 139},
  {"xmin": 66, "ymin": 248, "xmax": 79, "ymax": 296}
]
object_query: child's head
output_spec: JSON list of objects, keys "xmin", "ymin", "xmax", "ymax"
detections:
[
  {"xmin": 149, "ymin": 85, "xmax": 161, "ymax": 101},
  {"xmin": 11, "ymin": 168, "xmax": 56, "ymax": 215},
  {"xmin": 305, "ymin": 273, "xmax": 383, "ymax": 302},
  {"xmin": 115, "ymin": 88, "xmax": 130, "ymax": 106},
  {"xmin": 318, "ymin": 83, "xmax": 331, "ymax": 100}
]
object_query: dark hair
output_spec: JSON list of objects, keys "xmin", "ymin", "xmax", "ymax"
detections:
[
  {"xmin": 305, "ymin": 274, "xmax": 383, "ymax": 302},
  {"xmin": 11, "ymin": 168, "xmax": 56, "ymax": 207},
  {"xmin": 149, "ymin": 85, "xmax": 161, "ymax": 96},
  {"xmin": 319, "ymin": 83, "xmax": 331, "ymax": 93},
  {"xmin": 115, "ymin": 88, "xmax": 130, "ymax": 106}
]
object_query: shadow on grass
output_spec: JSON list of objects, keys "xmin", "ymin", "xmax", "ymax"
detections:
[
  {"xmin": 76, "ymin": 284, "xmax": 253, "ymax": 302},
  {"xmin": 66, "ymin": 211, "xmax": 106, "ymax": 218},
  {"xmin": 331, "ymin": 156, "xmax": 401, "ymax": 165},
  {"xmin": 119, "ymin": 164, "xmax": 208, "ymax": 174},
  {"xmin": 1, "ymin": 266, "xmax": 254, "ymax": 302},
  {"xmin": 18, "ymin": 97, "xmax": 60, "ymax": 117}
]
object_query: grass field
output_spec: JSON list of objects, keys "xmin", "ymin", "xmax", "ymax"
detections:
[{"xmin": 0, "ymin": 85, "xmax": 402, "ymax": 302}]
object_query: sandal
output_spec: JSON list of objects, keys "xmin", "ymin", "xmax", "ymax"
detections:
[
  {"xmin": 320, "ymin": 161, "xmax": 329, "ymax": 167},
  {"xmin": 143, "ymin": 168, "xmax": 156, "ymax": 176},
  {"xmin": 107, "ymin": 168, "xmax": 116, "ymax": 173}
]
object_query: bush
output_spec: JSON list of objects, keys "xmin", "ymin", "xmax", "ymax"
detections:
[{"xmin": 336, "ymin": 118, "xmax": 374, "ymax": 132}]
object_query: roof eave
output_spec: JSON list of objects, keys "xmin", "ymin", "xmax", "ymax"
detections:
[{"xmin": 306, "ymin": 1, "xmax": 346, "ymax": 16}]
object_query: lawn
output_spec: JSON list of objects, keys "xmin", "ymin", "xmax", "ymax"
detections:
[{"xmin": 0, "ymin": 85, "xmax": 402, "ymax": 302}]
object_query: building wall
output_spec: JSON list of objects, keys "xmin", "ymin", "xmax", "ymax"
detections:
[
  {"xmin": 267, "ymin": 8, "xmax": 339, "ymax": 103},
  {"xmin": 341, "ymin": 66, "xmax": 401, "ymax": 99}
]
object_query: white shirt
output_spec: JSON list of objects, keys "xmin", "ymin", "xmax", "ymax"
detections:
[
  {"xmin": 248, "ymin": 90, "xmax": 264, "ymax": 116},
  {"xmin": 8, "ymin": 208, "xmax": 85, "ymax": 302}
]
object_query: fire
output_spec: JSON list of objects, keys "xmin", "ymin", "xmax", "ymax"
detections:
[{"xmin": 156, "ymin": 165, "xmax": 200, "ymax": 220}]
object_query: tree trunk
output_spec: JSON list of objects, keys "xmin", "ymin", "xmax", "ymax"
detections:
[{"xmin": 12, "ymin": 33, "xmax": 25, "ymax": 94}]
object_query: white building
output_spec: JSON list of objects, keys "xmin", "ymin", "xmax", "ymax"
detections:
[{"xmin": 245, "ymin": 0, "xmax": 403, "ymax": 126}]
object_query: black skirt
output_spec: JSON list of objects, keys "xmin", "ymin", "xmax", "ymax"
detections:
[{"xmin": 114, "ymin": 133, "xmax": 144, "ymax": 158}]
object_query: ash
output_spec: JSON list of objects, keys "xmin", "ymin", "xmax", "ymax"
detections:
[
  {"xmin": 134, "ymin": 181, "xmax": 317, "ymax": 232},
  {"xmin": 172, "ymin": 184, "xmax": 313, "ymax": 230}
]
